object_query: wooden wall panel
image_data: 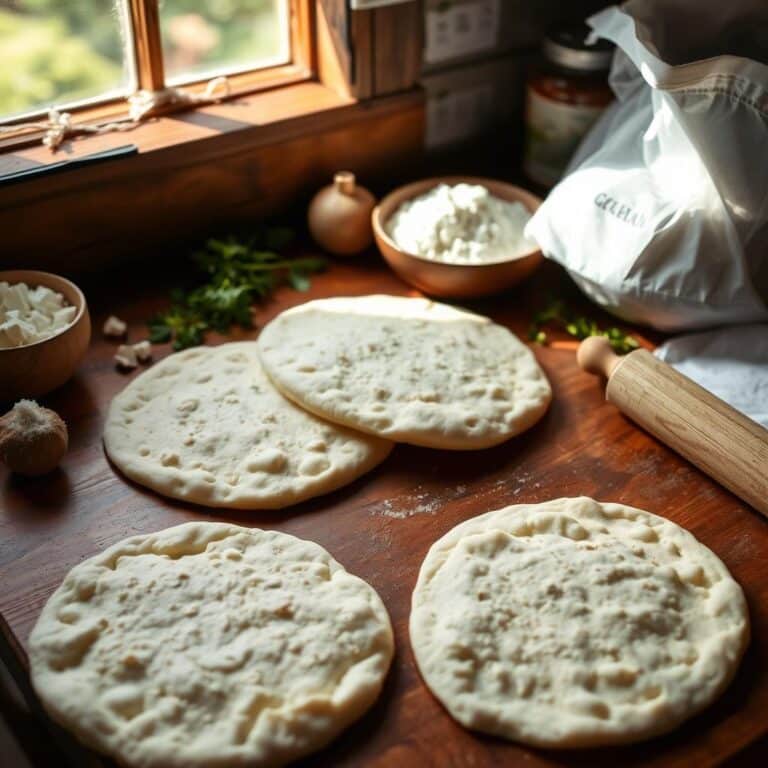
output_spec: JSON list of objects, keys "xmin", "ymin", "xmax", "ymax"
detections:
[
  {"xmin": 372, "ymin": 3, "xmax": 423, "ymax": 96},
  {"xmin": 317, "ymin": 0, "xmax": 423, "ymax": 99},
  {"xmin": 350, "ymin": 8, "xmax": 375, "ymax": 98}
]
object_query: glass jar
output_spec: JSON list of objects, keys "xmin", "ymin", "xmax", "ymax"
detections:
[{"xmin": 523, "ymin": 24, "xmax": 614, "ymax": 188}]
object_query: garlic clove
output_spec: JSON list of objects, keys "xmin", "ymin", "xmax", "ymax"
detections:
[
  {"xmin": 0, "ymin": 400, "xmax": 68, "ymax": 476},
  {"xmin": 307, "ymin": 171, "xmax": 376, "ymax": 256}
]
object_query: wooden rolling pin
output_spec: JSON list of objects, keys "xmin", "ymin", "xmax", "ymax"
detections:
[{"xmin": 578, "ymin": 336, "xmax": 768, "ymax": 518}]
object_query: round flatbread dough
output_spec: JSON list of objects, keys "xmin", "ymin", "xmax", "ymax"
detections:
[
  {"xmin": 29, "ymin": 522, "xmax": 394, "ymax": 768},
  {"xmin": 257, "ymin": 295, "xmax": 551, "ymax": 450},
  {"xmin": 103, "ymin": 343, "xmax": 392, "ymax": 509},
  {"xmin": 410, "ymin": 497, "xmax": 749, "ymax": 748}
]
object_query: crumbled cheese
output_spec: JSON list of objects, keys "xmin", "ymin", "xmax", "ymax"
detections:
[
  {"xmin": 54, "ymin": 306, "xmax": 77, "ymax": 326},
  {"xmin": 386, "ymin": 183, "xmax": 536, "ymax": 264},
  {"xmin": 115, "ymin": 344, "xmax": 138, "ymax": 369},
  {"xmin": 133, "ymin": 340, "xmax": 152, "ymax": 362},
  {"xmin": 114, "ymin": 341, "xmax": 152, "ymax": 369},
  {"xmin": 0, "ymin": 282, "xmax": 76, "ymax": 348},
  {"xmin": 103, "ymin": 315, "xmax": 127, "ymax": 337}
]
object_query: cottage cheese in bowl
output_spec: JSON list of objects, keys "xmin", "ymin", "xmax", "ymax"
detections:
[
  {"xmin": 386, "ymin": 183, "xmax": 536, "ymax": 265},
  {"xmin": 0, "ymin": 281, "xmax": 77, "ymax": 348}
]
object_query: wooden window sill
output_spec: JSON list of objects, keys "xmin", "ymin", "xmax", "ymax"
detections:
[
  {"xmin": 0, "ymin": 81, "xmax": 425, "ymax": 270},
  {"xmin": 0, "ymin": 62, "xmax": 312, "ymax": 152},
  {"xmin": 2, "ymin": 81, "xmax": 353, "ymax": 184},
  {"xmin": 1, "ymin": 81, "xmax": 423, "ymax": 204}
]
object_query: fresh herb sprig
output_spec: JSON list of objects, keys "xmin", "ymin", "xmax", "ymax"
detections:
[
  {"xmin": 149, "ymin": 229, "xmax": 326, "ymax": 350},
  {"xmin": 529, "ymin": 298, "xmax": 639, "ymax": 354}
]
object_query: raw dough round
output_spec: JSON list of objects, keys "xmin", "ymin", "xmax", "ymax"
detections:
[
  {"xmin": 257, "ymin": 295, "xmax": 551, "ymax": 450},
  {"xmin": 410, "ymin": 497, "xmax": 749, "ymax": 748},
  {"xmin": 29, "ymin": 522, "xmax": 394, "ymax": 768},
  {"xmin": 103, "ymin": 343, "xmax": 392, "ymax": 509}
]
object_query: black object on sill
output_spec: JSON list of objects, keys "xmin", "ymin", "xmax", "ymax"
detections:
[{"xmin": 0, "ymin": 144, "xmax": 138, "ymax": 186}]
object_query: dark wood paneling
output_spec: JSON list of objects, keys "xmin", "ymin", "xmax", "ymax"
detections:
[
  {"xmin": 317, "ymin": 0, "xmax": 423, "ymax": 98},
  {"xmin": 373, "ymin": 2, "xmax": 424, "ymax": 95},
  {"xmin": 350, "ymin": 7, "xmax": 375, "ymax": 97}
]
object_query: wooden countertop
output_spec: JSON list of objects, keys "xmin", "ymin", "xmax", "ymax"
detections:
[{"xmin": 1, "ymin": 257, "xmax": 766, "ymax": 767}]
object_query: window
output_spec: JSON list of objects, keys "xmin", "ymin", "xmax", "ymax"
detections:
[
  {"xmin": 0, "ymin": 0, "xmax": 300, "ymax": 126},
  {"xmin": 0, "ymin": 1, "xmax": 135, "ymax": 119},
  {"xmin": 160, "ymin": 1, "xmax": 291, "ymax": 85}
]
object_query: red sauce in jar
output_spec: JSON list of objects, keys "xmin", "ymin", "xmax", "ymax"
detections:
[{"xmin": 524, "ymin": 25, "xmax": 615, "ymax": 188}]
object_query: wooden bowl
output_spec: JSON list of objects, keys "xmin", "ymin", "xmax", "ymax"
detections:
[
  {"xmin": 0, "ymin": 270, "xmax": 91, "ymax": 403},
  {"xmin": 372, "ymin": 176, "xmax": 543, "ymax": 298}
]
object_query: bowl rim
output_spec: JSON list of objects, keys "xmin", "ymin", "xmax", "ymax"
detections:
[
  {"xmin": 0, "ymin": 269, "xmax": 87, "ymax": 352},
  {"xmin": 372, "ymin": 175, "xmax": 543, "ymax": 270}
]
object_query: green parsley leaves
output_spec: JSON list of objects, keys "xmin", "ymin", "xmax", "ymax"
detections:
[
  {"xmin": 529, "ymin": 299, "xmax": 639, "ymax": 354},
  {"xmin": 148, "ymin": 229, "xmax": 326, "ymax": 350}
]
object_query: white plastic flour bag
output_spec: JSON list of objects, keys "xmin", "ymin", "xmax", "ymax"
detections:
[{"xmin": 526, "ymin": 0, "xmax": 768, "ymax": 331}]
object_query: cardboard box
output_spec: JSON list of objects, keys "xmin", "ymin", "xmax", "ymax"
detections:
[
  {"xmin": 421, "ymin": 54, "xmax": 525, "ymax": 149},
  {"xmin": 422, "ymin": 0, "xmax": 610, "ymax": 74}
]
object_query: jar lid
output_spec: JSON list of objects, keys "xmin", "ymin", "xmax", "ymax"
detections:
[{"xmin": 543, "ymin": 24, "xmax": 614, "ymax": 72}]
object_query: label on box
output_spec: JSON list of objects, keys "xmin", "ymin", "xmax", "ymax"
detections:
[
  {"xmin": 426, "ymin": 83, "xmax": 495, "ymax": 149},
  {"xmin": 424, "ymin": 0, "xmax": 500, "ymax": 64}
]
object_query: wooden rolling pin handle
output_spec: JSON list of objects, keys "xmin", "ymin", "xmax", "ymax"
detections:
[
  {"xmin": 578, "ymin": 336, "xmax": 768, "ymax": 519},
  {"xmin": 577, "ymin": 335, "xmax": 626, "ymax": 378}
]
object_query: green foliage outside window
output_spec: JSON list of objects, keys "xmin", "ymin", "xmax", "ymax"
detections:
[{"xmin": 0, "ymin": 1, "xmax": 282, "ymax": 119}]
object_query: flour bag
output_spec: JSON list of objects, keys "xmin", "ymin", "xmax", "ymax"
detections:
[{"xmin": 526, "ymin": 0, "xmax": 768, "ymax": 331}]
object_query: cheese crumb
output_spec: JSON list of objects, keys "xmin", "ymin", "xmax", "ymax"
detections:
[
  {"xmin": 115, "ymin": 344, "xmax": 138, "ymax": 369},
  {"xmin": 386, "ymin": 183, "xmax": 536, "ymax": 265},
  {"xmin": 0, "ymin": 282, "xmax": 76, "ymax": 348},
  {"xmin": 103, "ymin": 315, "xmax": 127, "ymax": 337},
  {"xmin": 114, "ymin": 341, "xmax": 152, "ymax": 370},
  {"xmin": 133, "ymin": 340, "xmax": 152, "ymax": 362}
]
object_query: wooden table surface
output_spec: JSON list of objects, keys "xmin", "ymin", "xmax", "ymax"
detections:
[{"xmin": 1, "ymin": 257, "xmax": 767, "ymax": 767}]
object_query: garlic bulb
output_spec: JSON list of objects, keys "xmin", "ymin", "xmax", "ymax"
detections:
[
  {"xmin": 308, "ymin": 172, "xmax": 376, "ymax": 256},
  {"xmin": 0, "ymin": 400, "xmax": 68, "ymax": 476}
]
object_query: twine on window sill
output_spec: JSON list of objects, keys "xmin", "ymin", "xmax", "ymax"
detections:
[{"xmin": 0, "ymin": 76, "xmax": 231, "ymax": 151}]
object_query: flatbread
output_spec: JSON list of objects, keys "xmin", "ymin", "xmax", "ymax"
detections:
[
  {"xmin": 103, "ymin": 343, "xmax": 391, "ymax": 509},
  {"xmin": 29, "ymin": 522, "xmax": 394, "ymax": 768},
  {"xmin": 410, "ymin": 497, "xmax": 749, "ymax": 748},
  {"xmin": 257, "ymin": 295, "xmax": 551, "ymax": 450}
]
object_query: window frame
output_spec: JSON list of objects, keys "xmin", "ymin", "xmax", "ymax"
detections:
[
  {"xmin": 0, "ymin": 0, "xmax": 314, "ymax": 147},
  {"xmin": 0, "ymin": 0, "xmax": 427, "ymax": 270}
]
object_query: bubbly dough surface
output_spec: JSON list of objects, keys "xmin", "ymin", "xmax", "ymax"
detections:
[
  {"xmin": 103, "ymin": 343, "xmax": 392, "ymax": 509},
  {"xmin": 257, "ymin": 295, "xmax": 551, "ymax": 450},
  {"xmin": 30, "ymin": 523, "xmax": 394, "ymax": 768},
  {"xmin": 410, "ymin": 497, "xmax": 749, "ymax": 748}
]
